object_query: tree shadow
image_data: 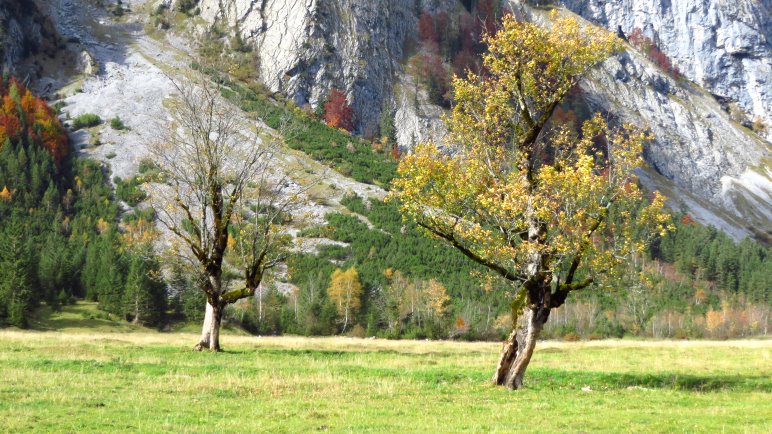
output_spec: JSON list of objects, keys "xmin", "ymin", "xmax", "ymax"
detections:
[
  {"xmin": 231, "ymin": 346, "xmax": 492, "ymax": 359},
  {"xmin": 27, "ymin": 303, "xmax": 132, "ymax": 332},
  {"xmin": 531, "ymin": 368, "xmax": 771, "ymax": 393}
]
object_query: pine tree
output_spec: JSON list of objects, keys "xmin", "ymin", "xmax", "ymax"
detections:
[
  {"xmin": 95, "ymin": 233, "xmax": 125, "ymax": 315},
  {"xmin": 379, "ymin": 100, "xmax": 395, "ymax": 144},
  {"xmin": 0, "ymin": 214, "xmax": 35, "ymax": 327},
  {"xmin": 82, "ymin": 238, "xmax": 101, "ymax": 301},
  {"xmin": 170, "ymin": 267, "xmax": 206, "ymax": 323},
  {"xmin": 97, "ymin": 259, "xmax": 124, "ymax": 316},
  {"xmin": 38, "ymin": 232, "xmax": 68, "ymax": 309},
  {"xmin": 122, "ymin": 250, "xmax": 166, "ymax": 327}
]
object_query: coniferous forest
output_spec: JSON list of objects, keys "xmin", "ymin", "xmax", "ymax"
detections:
[{"xmin": 0, "ymin": 75, "xmax": 165, "ymax": 328}]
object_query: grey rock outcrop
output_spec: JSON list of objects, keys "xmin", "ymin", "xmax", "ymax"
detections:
[
  {"xmin": 582, "ymin": 49, "xmax": 771, "ymax": 239},
  {"xmin": 558, "ymin": 0, "xmax": 772, "ymax": 142},
  {"xmin": 199, "ymin": 0, "xmax": 419, "ymax": 137},
  {"xmin": 393, "ymin": 73, "xmax": 448, "ymax": 149},
  {"xmin": 0, "ymin": 0, "xmax": 45, "ymax": 70}
]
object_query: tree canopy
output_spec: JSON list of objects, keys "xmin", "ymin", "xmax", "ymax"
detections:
[
  {"xmin": 151, "ymin": 75, "xmax": 303, "ymax": 350},
  {"xmin": 327, "ymin": 267, "xmax": 363, "ymax": 332},
  {"xmin": 390, "ymin": 13, "xmax": 671, "ymax": 389}
]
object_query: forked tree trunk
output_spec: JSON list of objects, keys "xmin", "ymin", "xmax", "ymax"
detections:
[
  {"xmin": 493, "ymin": 306, "xmax": 549, "ymax": 389},
  {"xmin": 195, "ymin": 301, "xmax": 223, "ymax": 351}
]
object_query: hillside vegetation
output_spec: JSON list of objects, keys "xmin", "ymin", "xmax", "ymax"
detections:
[
  {"xmin": 0, "ymin": 0, "xmax": 768, "ymax": 342},
  {"xmin": 0, "ymin": 76, "xmax": 165, "ymax": 328},
  {"xmin": 0, "ymin": 69, "xmax": 769, "ymax": 340},
  {"xmin": 201, "ymin": 60, "xmax": 771, "ymax": 342}
]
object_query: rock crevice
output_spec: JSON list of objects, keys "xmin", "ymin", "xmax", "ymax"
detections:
[
  {"xmin": 199, "ymin": 0, "xmax": 418, "ymax": 136},
  {"xmin": 558, "ymin": 0, "xmax": 772, "ymax": 142}
]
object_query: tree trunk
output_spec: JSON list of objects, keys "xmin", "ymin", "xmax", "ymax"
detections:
[
  {"xmin": 194, "ymin": 301, "xmax": 223, "ymax": 351},
  {"xmin": 342, "ymin": 302, "xmax": 349, "ymax": 333},
  {"xmin": 492, "ymin": 306, "xmax": 548, "ymax": 389},
  {"xmin": 132, "ymin": 297, "xmax": 139, "ymax": 325},
  {"xmin": 258, "ymin": 287, "xmax": 263, "ymax": 322}
]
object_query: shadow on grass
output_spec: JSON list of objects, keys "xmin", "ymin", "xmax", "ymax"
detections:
[
  {"xmin": 31, "ymin": 317, "xmax": 118, "ymax": 331},
  {"xmin": 27, "ymin": 303, "xmax": 132, "ymax": 332},
  {"xmin": 179, "ymin": 348, "xmax": 772, "ymax": 393},
  {"xmin": 221, "ymin": 347, "xmax": 493, "ymax": 364},
  {"xmin": 530, "ymin": 368, "xmax": 772, "ymax": 393}
]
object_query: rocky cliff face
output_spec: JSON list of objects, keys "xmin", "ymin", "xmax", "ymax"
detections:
[
  {"xmin": 198, "ymin": 0, "xmax": 419, "ymax": 137},
  {"xmin": 0, "ymin": 0, "xmax": 81, "ymax": 86},
  {"xmin": 199, "ymin": 0, "xmax": 770, "ymax": 240},
  {"xmin": 508, "ymin": 0, "xmax": 771, "ymax": 240},
  {"xmin": 559, "ymin": 0, "xmax": 772, "ymax": 142},
  {"xmin": 0, "ymin": 0, "xmax": 45, "ymax": 70},
  {"xmin": 583, "ymin": 48, "xmax": 771, "ymax": 240},
  {"xmin": 392, "ymin": 73, "xmax": 448, "ymax": 149}
]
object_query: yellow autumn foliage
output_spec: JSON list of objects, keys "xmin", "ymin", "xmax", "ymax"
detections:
[
  {"xmin": 390, "ymin": 14, "xmax": 671, "ymax": 303},
  {"xmin": 423, "ymin": 279, "xmax": 450, "ymax": 317},
  {"xmin": 0, "ymin": 185, "xmax": 12, "ymax": 201},
  {"xmin": 327, "ymin": 267, "xmax": 363, "ymax": 318}
]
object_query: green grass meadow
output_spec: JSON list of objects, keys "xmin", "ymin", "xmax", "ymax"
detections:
[{"xmin": 1, "ymin": 305, "xmax": 770, "ymax": 432}]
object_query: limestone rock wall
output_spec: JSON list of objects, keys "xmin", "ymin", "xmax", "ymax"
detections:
[
  {"xmin": 0, "ymin": 0, "xmax": 45, "ymax": 70},
  {"xmin": 392, "ymin": 73, "xmax": 448, "ymax": 149},
  {"xmin": 199, "ymin": 0, "xmax": 418, "ymax": 137},
  {"xmin": 510, "ymin": 0, "xmax": 772, "ymax": 239},
  {"xmin": 200, "ymin": 0, "xmax": 772, "ymax": 239},
  {"xmin": 559, "ymin": 0, "xmax": 772, "ymax": 141},
  {"xmin": 583, "ymin": 49, "xmax": 771, "ymax": 238}
]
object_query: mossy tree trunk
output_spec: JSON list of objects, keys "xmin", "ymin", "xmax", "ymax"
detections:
[{"xmin": 493, "ymin": 305, "xmax": 550, "ymax": 389}]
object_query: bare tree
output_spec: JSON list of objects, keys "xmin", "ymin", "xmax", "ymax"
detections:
[{"xmin": 151, "ymin": 73, "xmax": 308, "ymax": 351}]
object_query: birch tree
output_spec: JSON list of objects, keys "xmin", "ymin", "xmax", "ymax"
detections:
[{"xmin": 327, "ymin": 267, "xmax": 363, "ymax": 333}]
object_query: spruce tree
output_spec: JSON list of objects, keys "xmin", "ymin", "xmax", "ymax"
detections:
[
  {"xmin": 95, "ymin": 233, "xmax": 125, "ymax": 315},
  {"xmin": 0, "ymin": 214, "xmax": 35, "ymax": 327},
  {"xmin": 82, "ymin": 239, "xmax": 101, "ymax": 301},
  {"xmin": 122, "ymin": 250, "xmax": 166, "ymax": 327}
]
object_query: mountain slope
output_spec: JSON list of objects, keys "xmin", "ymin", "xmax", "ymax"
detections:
[
  {"xmin": 195, "ymin": 0, "xmax": 771, "ymax": 241},
  {"xmin": 560, "ymin": 0, "xmax": 772, "ymax": 142},
  {"xmin": 199, "ymin": 0, "xmax": 421, "ymax": 137},
  {"xmin": 508, "ymin": 1, "xmax": 772, "ymax": 241}
]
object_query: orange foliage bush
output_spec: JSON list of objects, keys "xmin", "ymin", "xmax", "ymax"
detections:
[
  {"xmin": 0, "ymin": 77, "xmax": 69, "ymax": 165},
  {"xmin": 323, "ymin": 89, "xmax": 354, "ymax": 132}
]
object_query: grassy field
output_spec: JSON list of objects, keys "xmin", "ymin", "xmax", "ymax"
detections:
[{"xmin": 1, "ymin": 307, "xmax": 770, "ymax": 432}]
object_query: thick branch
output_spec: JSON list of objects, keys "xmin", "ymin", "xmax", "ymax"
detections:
[
  {"xmin": 175, "ymin": 196, "xmax": 203, "ymax": 245},
  {"xmin": 246, "ymin": 250, "xmax": 267, "ymax": 289},
  {"xmin": 418, "ymin": 221, "xmax": 524, "ymax": 283},
  {"xmin": 520, "ymin": 98, "xmax": 560, "ymax": 151},
  {"xmin": 551, "ymin": 278, "xmax": 593, "ymax": 309},
  {"xmin": 559, "ymin": 278, "xmax": 593, "ymax": 293},
  {"xmin": 163, "ymin": 221, "xmax": 206, "ymax": 264},
  {"xmin": 563, "ymin": 203, "xmax": 611, "ymax": 286},
  {"xmin": 220, "ymin": 286, "xmax": 256, "ymax": 304}
]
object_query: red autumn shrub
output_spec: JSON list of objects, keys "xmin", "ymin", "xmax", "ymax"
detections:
[
  {"xmin": 418, "ymin": 11, "xmax": 437, "ymax": 45},
  {"xmin": 323, "ymin": 88, "xmax": 354, "ymax": 132},
  {"xmin": 628, "ymin": 27, "xmax": 680, "ymax": 80}
]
